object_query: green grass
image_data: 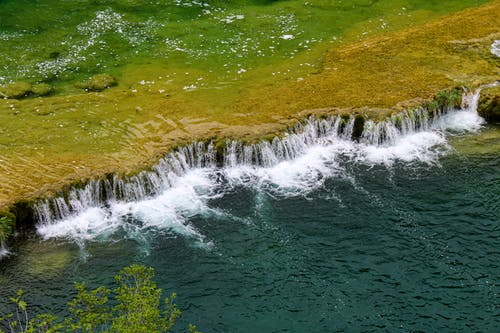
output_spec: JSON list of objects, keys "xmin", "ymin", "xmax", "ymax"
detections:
[
  {"xmin": 0, "ymin": 0, "xmax": 490, "ymax": 88},
  {"xmin": 0, "ymin": 212, "xmax": 15, "ymax": 245}
]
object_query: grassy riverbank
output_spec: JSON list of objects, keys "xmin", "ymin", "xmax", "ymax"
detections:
[{"xmin": 0, "ymin": 1, "xmax": 499, "ymax": 216}]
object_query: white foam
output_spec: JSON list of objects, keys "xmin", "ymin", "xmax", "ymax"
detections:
[
  {"xmin": 491, "ymin": 40, "xmax": 500, "ymax": 57},
  {"xmin": 223, "ymin": 129, "xmax": 446, "ymax": 194},
  {"xmin": 434, "ymin": 89, "xmax": 484, "ymax": 133},
  {"xmin": 37, "ymin": 207, "xmax": 112, "ymax": 241},
  {"xmin": 36, "ymin": 91, "xmax": 487, "ymax": 244},
  {"xmin": 434, "ymin": 109, "xmax": 484, "ymax": 132},
  {"xmin": 358, "ymin": 131, "xmax": 446, "ymax": 166},
  {"xmin": 0, "ymin": 246, "xmax": 10, "ymax": 259},
  {"xmin": 224, "ymin": 140, "xmax": 351, "ymax": 195},
  {"xmin": 37, "ymin": 169, "xmax": 216, "ymax": 245}
]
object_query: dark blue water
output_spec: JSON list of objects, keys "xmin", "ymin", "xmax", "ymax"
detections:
[{"xmin": 1, "ymin": 137, "xmax": 498, "ymax": 332}]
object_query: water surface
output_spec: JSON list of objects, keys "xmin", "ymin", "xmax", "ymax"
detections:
[{"xmin": 0, "ymin": 0, "xmax": 490, "ymax": 91}]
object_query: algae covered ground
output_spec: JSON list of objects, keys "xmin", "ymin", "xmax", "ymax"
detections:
[{"xmin": 0, "ymin": 0, "xmax": 499, "ymax": 210}]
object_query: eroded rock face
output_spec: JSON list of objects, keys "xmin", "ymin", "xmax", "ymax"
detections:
[{"xmin": 478, "ymin": 86, "xmax": 500, "ymax": 122}]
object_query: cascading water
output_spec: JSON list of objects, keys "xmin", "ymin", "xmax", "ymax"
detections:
[
  {"xmin": 491, "ymin": 40, "xmax": 500, "ymax": 57},
  {"xmin": 0, "ymin": 245, "xmax": 8, "ymax": 258},
  {"xmin": 33, "ymin": 89, "xmax": 485, "ymax": 245}
]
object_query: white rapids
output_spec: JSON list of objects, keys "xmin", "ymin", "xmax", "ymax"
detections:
[
  {"xmin": 491, "ymin": 40, "xmax": 500, "ymax": 57},
  {"xmin": 34, "ymin": 90, "xmax": 485, "ymax": 245},
  {"xmin": 0, "ymin": 246, "xmax": 9, "ymax": 258}
]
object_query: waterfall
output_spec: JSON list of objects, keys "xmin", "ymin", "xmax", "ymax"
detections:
[
  {"xmin": 0, "ymin": 247, "xmax": 8, "ymax": 259},
  {"xmin": 491, "ymin": 40, "xmax": 500, "ymax": 57},
  {"xmin": 35, "ymin": 142, "xmax": 218, "ymax": 224},
  {"xmin": 33, "ymin": 89, "xmax": 484, "ymax": 236}
]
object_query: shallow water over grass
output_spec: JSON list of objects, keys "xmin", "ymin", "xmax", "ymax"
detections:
[{"xmin": 0, "ymin": 0, "xmax": 490, "ymax": 91}]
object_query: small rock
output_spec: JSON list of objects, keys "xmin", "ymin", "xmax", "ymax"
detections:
[
  {"xmin": 0, "ymin": 82, "xmax": 32, "ymax": 99},
  {"xmin": 352, "ymin": 114, "xmax": 365, "ymax": 139},
  {"xmin": 88, "ymin": 74, "xmax": 117, "ymax": 91},
  {"xmin": 77, "ymin": 74, "xmax": 117, "ymax": 92}
]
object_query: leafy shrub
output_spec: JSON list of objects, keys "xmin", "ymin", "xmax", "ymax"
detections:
[{"xmin": 0, "ymin": 265, "xmax": 201, "ymax": 333}]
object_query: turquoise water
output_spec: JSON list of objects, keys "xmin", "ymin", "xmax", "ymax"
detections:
[{"xmin": 1, "ymin": 117, "xmax": 499, "ymax": 331}]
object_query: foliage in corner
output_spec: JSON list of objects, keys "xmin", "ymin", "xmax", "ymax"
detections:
[
  {"xmin": 0, "ymin": 265, "xmax": 199, "ymax": 333},
  {"xmin": 0, "ymin": 212, "xmax": 16, "ymax": 247}
]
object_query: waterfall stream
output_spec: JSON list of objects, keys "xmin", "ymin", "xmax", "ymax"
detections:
[{"xmin": 33, "ymin": 90, "xmax": 484, "ymax": 243}]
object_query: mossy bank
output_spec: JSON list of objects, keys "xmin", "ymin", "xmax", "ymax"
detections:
[{"xmin": 478, "ymin": 85, "xmax": 500, "ymax": 122}]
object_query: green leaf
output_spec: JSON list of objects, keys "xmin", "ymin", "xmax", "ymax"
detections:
[{"xmin": 1, "ymin": 265, "xmax": 197, "ymax": 333}]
